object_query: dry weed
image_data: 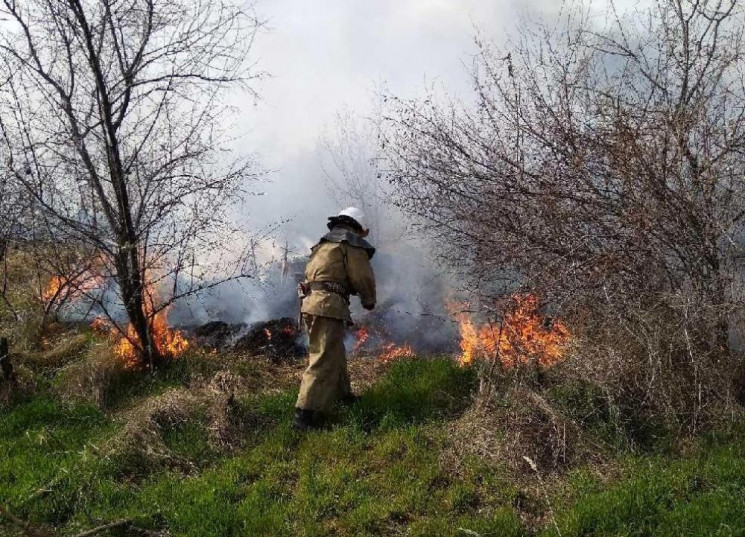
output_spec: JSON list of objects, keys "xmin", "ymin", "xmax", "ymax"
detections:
[
  {"xmin": 445, "ymin": 383, "xmax": 609, "ymax": 477},
  {"xmin": 103, "ymin": 369, "xmax": 266, "ymax": 474},
  {"xmin": 28, "ymin": 332, "xmax": 90, "ymax": 370},
  {"xmin": 55, "ymin": 342, "xmax": 127, "ymax": 407},
  {"xmin": 105, "ymin": 388, "xmax": 204, "ymax": 475}
]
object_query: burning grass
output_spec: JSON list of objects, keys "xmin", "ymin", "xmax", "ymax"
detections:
[
  {"xmin": 349, "ymin": 324, "xmax": 420, "ymax": 363},
  {"xmin": 450, "ymin": 294, "xmax": 571, "ymax": 369},
  {"xmin": 40, "ymin": 264, "xmax": 191, "ymax": 369}
]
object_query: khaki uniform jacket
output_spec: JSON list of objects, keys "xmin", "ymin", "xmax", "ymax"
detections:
[{"xmin": 301, "ymin": 235, "xmax": 376, "ymax": 323}]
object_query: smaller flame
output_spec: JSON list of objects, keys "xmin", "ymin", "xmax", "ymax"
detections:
[
  {"xmin": 42, "ymin": 276, "xmax": 65, "ymax": 302},
  {"xmin": 42, "ymin": 256, "xmax": 108, "ymax": 304},
  {"xmin": 352, "ymin": 326, "xmax": 370, "ymax": 354},
  {"xmin": 378, "ymin": 343, "xmax": 415, "ymax": 362},
  {"xmin": 113, "ymin": 312, "xmax": 189, "ymax": 369},
  {"xmin": 90, "ymin": 317, "xmax": 111, "ymax": 333},
  {"xmin": 93, "ymin": 277, "xmax": 188, "ymax": 368}
]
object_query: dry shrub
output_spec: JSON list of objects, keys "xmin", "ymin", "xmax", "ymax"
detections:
[
  {"xmin": 460, "ymin": 292, "xmax": 745, "ymax": 476},
  {"xmin": 565, "ymin": 296, "xmax": 745, "ymax": 438}
]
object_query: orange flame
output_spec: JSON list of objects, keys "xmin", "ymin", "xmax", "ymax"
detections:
[
  {"xmin": 42, "ymin": 256, "xmax": 110, "ymax": 305},
  {"xmin": 378, "ymin": 343, "xmax": 415, "ymax": 362},
  {"xmin": 43, "ymin": 259, "xmax": 188, "ymax": 368},
  {"xmin": 90, "ymin": 317, "xmax": 111, "ymax": 333},
  {"xmin": 42, "ymin": 276, "xmax": 65, "ymax": 302},
  {"xmin": 90, "ymin": 279, "xmax": 188, "ymax": 368},
  {"xmin": 351, "ymin": 325, "xmax": 414, "ymax": 362},
  {"xmin": 450, "ymin": 294, "xmax": 570, "ymax": 369},
  {"xmin": 113, "ymin": 306, "xmax": 189, "ymax": 368},
  {"xmin": 352, "ymin": 326, "xmax": 370, "ymax": 354}
]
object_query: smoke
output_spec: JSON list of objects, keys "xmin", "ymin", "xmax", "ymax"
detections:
[
  {"xmin": 167, "ymin": 188, "xmax": 461, "ymax": 353},
  {"xmin": 54, "ymin": 0, "xmax": 617, "ymax": 352}
]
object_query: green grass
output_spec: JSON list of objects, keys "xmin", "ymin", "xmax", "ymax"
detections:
[
  {"xmin": 3, "ymin": 358, "xmax": 516, "ymax": 537},
  {"xmin": 0, "ymin": 397, "xmax": 114, "ymax": 525},
  {"xmin": 543, "ymin": 437, "xmax": 745, "ymax": 537},
  {"xmin": 2, "ymin": 357, "xmax": 745, "ymax": 536}
]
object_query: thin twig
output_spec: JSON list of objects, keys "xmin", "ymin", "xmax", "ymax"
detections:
[
  {"xmin": 0, "ymin": 503, "xmax": 53, "ymax": 537},
  {"xmin": 74, "ymin": 519, "xmax": 132, "ymax": 537}
]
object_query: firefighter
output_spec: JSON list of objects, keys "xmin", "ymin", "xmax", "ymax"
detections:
[{"xmin": 293, "ymin": 207, "xmax": 376, "ymax": 431}]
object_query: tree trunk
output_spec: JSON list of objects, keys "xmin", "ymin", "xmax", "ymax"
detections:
[
  {"xmin": 705, "ymin": 253, "xmax": 730, "ymax": 355},
  {"xmin": 0, "ymin": 337, "xmax": 13, "ymax": 381},
  {"xmin": 115, "ymin": 250, "xmax": 162, "ymax": 371}
]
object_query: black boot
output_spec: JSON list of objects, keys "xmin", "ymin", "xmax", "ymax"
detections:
[
  {"xmin": 291, "ymin": 408, "xmax": 317, "ymax": 431},
  {"xmin": 340, "ymin": 393, "xmax": 360, "ymax": 406}
]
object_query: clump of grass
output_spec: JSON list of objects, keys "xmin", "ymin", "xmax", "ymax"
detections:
[
  {"xmin": 103, "ymin": 369, "xmax": 268, "ymax": 480},
  {"xmin": 54, "ymin": 342, "xmax": 132, "ymax": 408},
  {"xmin": 341, "ymin": 357, "xmax": 478, "ymax": 430},
  {"xmin": 29, "ymin": 331, "xmax": 93, "ymax": 371},
  {"xmin": 447, "ymin": 381, "xmax": 610, "ymax": 485},
  {"xmin": 104, "ymin": 387, "xmax": 207, "ymax": 478}
]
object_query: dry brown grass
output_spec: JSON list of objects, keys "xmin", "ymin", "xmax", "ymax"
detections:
[
  {"xmin": 105, "ymin": 387, "xmax": 205, "ymax": 475},
  {"xmin": 29, "ymin": 332, "xmax": 91, "ymax": 369},
  {"xmin": 193, "ymin": 370, "xmax": 260, "ymax": 451},
  {"xmin": 213, "ymin": 350, "xmax": 391, "ymax": 395},
  {"xmin": 445, "ymin": 383, "xmax": 609, "ymax": 477},
  {"xmin": 55, "ymin": 342, "xmax": 128, "ymax": 407},
  {"xmin": 102, "ymin": 365, "xmax": 288, "ymax": 474}
]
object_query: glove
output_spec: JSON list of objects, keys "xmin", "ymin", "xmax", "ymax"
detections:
[{"xmin": 363, "ymin": 302, "xmax": 375, "ymax": 311}]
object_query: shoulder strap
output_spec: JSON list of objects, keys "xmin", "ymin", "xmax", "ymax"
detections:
[{"xmin": 319, "ymin": 229, "xmax": 376, "ymax": 259}]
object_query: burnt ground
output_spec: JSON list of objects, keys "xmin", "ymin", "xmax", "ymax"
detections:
[{"xmin": 187, "ymin": 318, "xmax": 305, "ymax": 362}]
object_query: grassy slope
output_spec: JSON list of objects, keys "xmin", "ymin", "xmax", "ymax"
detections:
[{"xmin": 2, "ymin": 357, "xmax": 745, "ymax": 537}]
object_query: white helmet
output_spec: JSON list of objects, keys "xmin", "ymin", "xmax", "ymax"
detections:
[{"xmin": 337, "ymin": 207, "xmax": 369, "ymax": 231}]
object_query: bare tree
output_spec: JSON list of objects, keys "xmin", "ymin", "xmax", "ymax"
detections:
[
  {"xmin": 0, "ymin": 160, "xmax": 27, "ymax": 321},
  {"xmin": 0, "ymin": 0, "xmax": 262, "ymax": 369},
  {"xmin": 384, "ymin": 0, "xmax": 745, "ymax": 416}
]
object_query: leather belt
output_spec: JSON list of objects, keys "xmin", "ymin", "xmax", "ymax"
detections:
[{"xmin": 307, "ymin": 281, "xmax": 351, "ymax": 299}]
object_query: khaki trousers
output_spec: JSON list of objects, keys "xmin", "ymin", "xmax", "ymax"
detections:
[{"xmin": 296, "ymin": 314, "xmax": 351, "ymax": 412}]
